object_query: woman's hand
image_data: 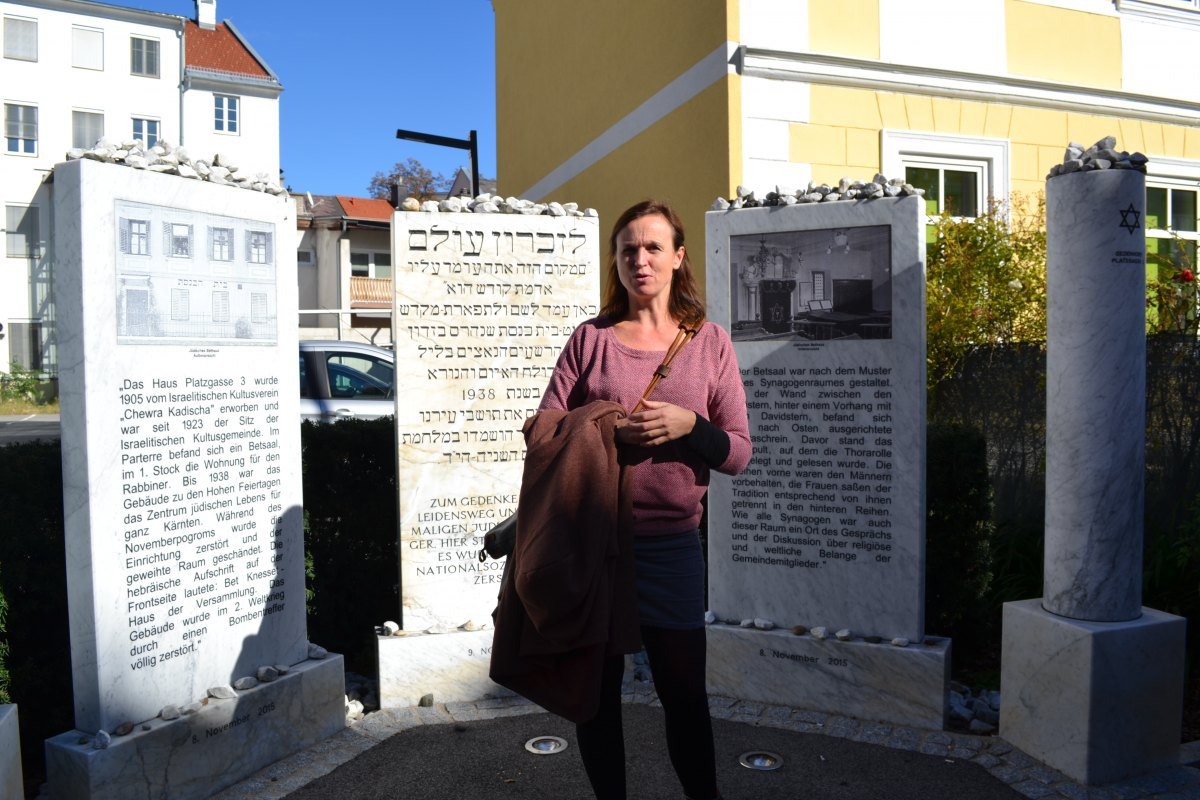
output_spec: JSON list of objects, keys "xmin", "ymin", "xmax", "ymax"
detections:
[{"xmin": 616, "ymin": 400, "xmax": 696, "ymax": 447}]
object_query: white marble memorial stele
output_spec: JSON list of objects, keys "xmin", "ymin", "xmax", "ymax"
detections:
[
  {"xmin": 54, "ymin": 160, "xmax": 308, "ymax": 733},
  {"xmin": 706, "ymin": 197, "xmax": 926, "ymax": 641},
  {"xmin": 392, "ymin": 212, "xmax": 600, "ymax": 630}
]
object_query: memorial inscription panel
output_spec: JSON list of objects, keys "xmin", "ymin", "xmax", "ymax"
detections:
[
  {"xmin": 55, "ymin": 160, "xmax": 307, "ymax": 733},
  {"xmin": 392, "ymin": 212, "xmax": 600, "ymax": 630},
  {"xmin": 706, "ymin": 198, "xmax": 926, "ymax": 640}
]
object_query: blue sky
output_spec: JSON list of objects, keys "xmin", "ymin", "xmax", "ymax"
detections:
[{"xmin": 133, "ymin": 0, "xmax": 497, "ymax": 196}]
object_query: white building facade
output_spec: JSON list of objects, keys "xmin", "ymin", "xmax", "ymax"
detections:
[{"xmin": 0, "ymin": 0, "xmax": 281, "ymax": 376}]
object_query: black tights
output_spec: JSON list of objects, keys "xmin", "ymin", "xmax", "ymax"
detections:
[{"xmin": 575, "ymin": 626, "xmax": 717, "ymax": 800}]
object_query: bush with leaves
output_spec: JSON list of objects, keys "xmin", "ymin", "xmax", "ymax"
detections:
[
  {"xmin": 926, "ymin": 195, "xmax": 1048, "ymax": 387},
  {"xmin": 0, "ymin": 362, "xmax": 42, "ymax": 403},
  {"xmin": 1146, "ymin": 235, "xmax": 1197, "ymax": 336}
]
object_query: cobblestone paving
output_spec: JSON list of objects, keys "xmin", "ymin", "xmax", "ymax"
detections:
[{"xmin": 214, "ymin": 689, "xmax": 1200, "ymax": 800}]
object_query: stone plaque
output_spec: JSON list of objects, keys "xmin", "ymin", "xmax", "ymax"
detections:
[
  {"xmin": 54, "ymin": 160, "xmax": 309, "ymax": 732},
  {"xmin": 706, "ymin": 197, "xmax": 926, "ymax": 641},
  {"xmin": 392, "ymin": 212, "xmax": 600, "ymax": 630}
]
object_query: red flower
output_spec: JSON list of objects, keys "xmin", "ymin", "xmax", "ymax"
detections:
[{"xmin": 1177, "ymin": 269, "xmax": 1194, "ymax": 283}]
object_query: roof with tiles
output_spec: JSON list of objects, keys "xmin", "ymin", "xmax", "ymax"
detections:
[
  {"xmin": 336, "ymin": 196, "xmax": 396, "ymax": 222},
  {"xmin": 184, "ymin": 20, "xmax": 272, "ymax": 79}
]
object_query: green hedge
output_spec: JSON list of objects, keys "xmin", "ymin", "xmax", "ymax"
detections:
[
  {"xmin": 301, "ymin": 418, "xmax": 398, "ymax": 672},
  {"xmin": 0, "ymin": 441, "xmax": 71, "ymax": 785}
]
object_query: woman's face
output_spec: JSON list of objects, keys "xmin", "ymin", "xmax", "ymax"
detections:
[{"xmin": 615, "ymin": 214, "xmax": 684, "ymax": 307}]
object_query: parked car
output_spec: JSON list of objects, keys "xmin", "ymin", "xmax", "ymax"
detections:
[{"xmin": 299, "ymin": 340, "xmax": 395, "ymax": 422}]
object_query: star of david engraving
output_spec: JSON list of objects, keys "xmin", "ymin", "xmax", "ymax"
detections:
[{"xmin": 1119, "ymin": 204, "xmax": 1141, "ymax": 235}]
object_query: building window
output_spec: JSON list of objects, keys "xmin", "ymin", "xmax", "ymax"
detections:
[
  {"xmin": 350, "ymin": 251, "xmax": 392, "ymax": 279},
  {"xmin": 4, "ymin": 16, "xmax": 36, "ymax": 62},
  {"xmin": 5, "ymin": 204, "xmax": 38, "ymax": 258},
  {"xmin": 210, "ymin": 227, "xmax": 233, "ymax": 261},
  {"xmin": 5, "ymin": 103, "xmax": 37, "ymax": 155},
  {"xmin": 130, "ymin": 36, "xmax": 158, "ymax": 77},
  {"xmin": 1146, "ymin": 181, "xmax": 1199, "ymax": 319},
  {"xmin": 72, "ymin": 110, "xmax": 103, "ymax": 150},
  {"xmin": 72, "ymin": 26, "xmax": 103, "ymax": 70},
  {"xmin": 132, "ymin": 117, "xmax": 159, "ymax": 148},
  {"xmin": 296, "ymin": 250, "xmax": 314, "ymax": 265},
  {"xmin": 250, "ymin": 292, "xmax": 267, "ymax": 323},
  {"xmin": 212, "ymin": 290, "xmax": 230, "ymax": 323},
  {"xmin": 165, "ymin": 223, "xmax": 192, "ymax": 258},
  {"xmin": 170, "ymin": 288, "xmax": 189, "ymax": 321},
  {"xmin": 247, "ymin": 231, "xmax": 272, "ymax": 264},
  {"xmin": 214, "ymin": 94, "xmax": 239, "ymax": 133},
  {"xmin": 120, "ymin": 218, "xmax": 150, "ymax": 256},
  {"xmin": 6, "ymin": 321, "xmax": 41, "ymax": 371}
]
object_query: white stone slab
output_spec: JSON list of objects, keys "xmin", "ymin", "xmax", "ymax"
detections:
[
  {"xmin": 706, "ymin": 625, "xmax": 948, "ymax": 729},
  {"xmin": 1000, "ymin": 599, "xmax": 1186, "ymax": 785},
  {"xmin": 705, "ymin": 197, "xmax": 927, "ymax": 641},
  {"xmin": 0, "ymin": 705, "xmax": 22, "ymax": 800},
  {"xmin": 391, "ymin": 212, "xmax": 600, "ymax": 630},
  {"xmin": 45, "ymin": 655, "xmax": 345, "ymax": 800},
  {"xmin": 53, "ymin": 159, "xmax": 308, "ymax": 733},
  {"xmin": 1044, "ymin": 169, "xmax": 1146, "ymax": 622},
  {"xmin": 377, "ymin": 629, "xmax": 513, "ymax": 708}
]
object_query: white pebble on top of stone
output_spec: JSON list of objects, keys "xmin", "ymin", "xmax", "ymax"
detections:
[
  {"xmin": 232, "ymin": 677, "xmax": 258, "ymax": 691},
  {"xmin": 208, "ymin": 685, "xmax": 237, "ymax": 700},
  {"xmin": 65, "ymin": 137, "xmax": 288, "ymax": 196},
  {"xmin": 891, "ymin": 637, "xmax": 910, "ymax": 647},
  {"xmin": 308, "ymin": 643, "xmax": 328, "ymax": 660},
  {"xmin": 835, "ymin": 628, "xmax": 853, "ymax": 641},
  {"xmin": 400, "ymin": 197, "xmax": 421, "ymax": 212},
  {"xmin": 753, "ymin": 618, "xmax": 775, "ymax": 630},
  {"xmin": 711, "ymin": 174, "xmax": 924, "ymax": 211},
  {"xmin": 92, "ymin": 730, "xmax": 111, "ymax": 750},
  {"xmin": 256, "ymin": 666, "xmax": 280, "ymax": 683},
  {"xmin": 810, "ymin": 626, "xmax": 829, "ymax": 640},
  {"xmin": 704, "ymin": 610, "xmax": 717, "ymax": 625},
  {"xmin": 381, "ymin": 621, "xmax": 400, "ymax": 636},
  {"xmin": 400, "ymin": 192, "xmax": 591, "ymax": 217},
  {"xmin": 1047, "ymin": 135, "xmax": 1147, "ymax": 179},
  {"xmin": 159, "ymin": 705, "xmax": 181, "ymax": 721},
  {"xmin": 740, "ymin": 619, "xmax": 755, "ymax": 628}
]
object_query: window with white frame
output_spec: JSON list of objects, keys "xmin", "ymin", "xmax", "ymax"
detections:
[
  {"xmin": 170, "ymin": 288, "xmax": 189, "ymax": 321},
  {"xmin": 247, "ymin": 230, "xmax": 272, "ymax": 264},
  {"xmin": 212, "ymin": 290, "xmax": 230, "ymax": 323},
  {"xmin": 1144, "ymin": 158, "xmax": 1200, "ymax": 332},
  {"xmin": 250, "ymin": 292, "xmax": 268, "ymax": 323},
  {"xmin": 882, "ymin": 130, "xmax": 1009, "ymax": 239},
  {"xmin": 214, "ymin": 94, "xmax": 239, "ymax": 133},
  {"xmin": 296, "ymin": 249, "xmax": 314, "ymax": 265},
  {"xmin": 4, "ymin": 16, "xmax": 36, "ymax": 61},
  {"xmin": 165, "ymin": 223, "xmax": 192, "ymax": 258},
  {"xmin": 210, "ymin": 227, "xmax": 234, "ymax": 261},
  {"xmin": 6, "ymin": 320, "xmax": 41, "ymax": 371},
  {"xmin": 5, "ymin": 103, "xmax": 37, "ymax": 155},
  {"xmin": 120, "ymin": 218, "xmax": 150, "ymax": 256},
  {"xmin": 1116, "ymin": 0, "xmax": 1200, "ymax": 23},
  {"xmin": 72, "ymin": 110, "xmax": 103, "ymax": 150},
  {"xmin": 350, "ymin": 251, "xmax": 392, "ymax": 279},
  {"xmin": 132, "ymin": 117, "xmax": 159, "ymax": 147},
  {"xmin": 5, "ymin": 204, "xmax": 38, "ymax": 258},
  {"xmin": 130, "ymin": 36, "xmax": 158, "ymax": 77},
  {"xmin": 72, "ymin": 26, "xmax": 103, "ymax": 70}
]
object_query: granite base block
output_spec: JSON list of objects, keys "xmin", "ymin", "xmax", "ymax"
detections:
[
  {"xmin": 1, "ymin": 705, "xmax": 23, "ymax": 800},
  {"xmin": 44, "ymin": 655, "xmax": 346, "ymax": 800},
  {"xmin": 706, "ymin": 625, "xmax": 949, "ymax": 729},
  {"xmin": 1000, "ymin": 599, "xmax": 1186, "ymax": 785},
  {"xmin": 378, "ymin": 629, "xmax": 513, "ymax": 708}
]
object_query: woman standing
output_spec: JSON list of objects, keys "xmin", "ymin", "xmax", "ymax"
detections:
[{"xmin": 539, "ymin": 200, "xmax": 752, "ymax": 800}]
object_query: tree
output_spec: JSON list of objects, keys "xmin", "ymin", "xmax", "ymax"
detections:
[
  {"xmin": 368, "ymin": 158, "xmax": 446, "ymax": 202},
  {"xmin": 925, "ymin": 194, "xmax": 1048, "ymax": 387}
]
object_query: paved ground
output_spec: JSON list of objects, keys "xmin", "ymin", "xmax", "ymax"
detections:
[
  {"xmin": 214, "ymin": 687, "xmax": 1200, "ymax": 800},
  {"xmin": 0, "ymin": 414, "xmax": 59, "ymax": 445}
]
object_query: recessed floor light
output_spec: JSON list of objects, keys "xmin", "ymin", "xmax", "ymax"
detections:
[
  {"xmin": 739, "ymin": 750, "xmax": 783, "ymax": 771},
  {"xmin": 525, "ymin": 736, "xmax": 568, "ymax": 755}
]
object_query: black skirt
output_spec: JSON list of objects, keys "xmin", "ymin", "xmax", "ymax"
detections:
[{"xmin": 633, "ymin": 530, "xmax": 705, "ymax": 630}]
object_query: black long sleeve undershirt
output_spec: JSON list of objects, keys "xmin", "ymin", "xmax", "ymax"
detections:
[{"xmin": 685, "ymin": 413, "xmax": 730, "ymax": 468}]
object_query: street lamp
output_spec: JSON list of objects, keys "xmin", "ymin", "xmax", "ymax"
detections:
[{"xmin": 394, "ymin": 128, "xmax": 479, "ymax": 198}]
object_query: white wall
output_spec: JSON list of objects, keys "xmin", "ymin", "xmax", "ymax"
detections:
[{"xmin": 182, "ymin": 86, "xmax": 280, "ymax": 180}]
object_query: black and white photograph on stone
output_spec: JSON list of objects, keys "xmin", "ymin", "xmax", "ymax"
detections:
[
  {"xmin": 729, "ymin": 224, "xmax": 892, "ymax": 342},
  {"xmin": 114, "ymin": 200, "xmax": 278, "ymax": 346}
]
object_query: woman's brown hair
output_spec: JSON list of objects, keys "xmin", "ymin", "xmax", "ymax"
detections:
[{"xmin": 599, "ymin": 200, "xmax": 706, "ymax": 330}]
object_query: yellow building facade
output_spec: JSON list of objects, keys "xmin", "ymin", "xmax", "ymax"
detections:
[{"xmin": 494, "ymin": 0, "xmax": 1200, "ymax": 289}]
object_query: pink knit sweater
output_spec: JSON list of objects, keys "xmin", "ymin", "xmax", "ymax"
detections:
[{"xmin": 539, "ymin": 317, "xmax": 752, "ymax": 536}]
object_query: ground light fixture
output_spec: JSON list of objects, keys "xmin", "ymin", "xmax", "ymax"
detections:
[
  {"xmin": 738, "ymin": 750, "xmax": 784, "ymax": 771},
  {"xmin": 524, "ymin": 736, "xmax": 569, "ymax": 755}
]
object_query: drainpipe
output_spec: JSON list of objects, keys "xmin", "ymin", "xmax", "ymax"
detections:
[{"xmin": 177, "ymin": 22, "xmax": 186, "ymax": 145}]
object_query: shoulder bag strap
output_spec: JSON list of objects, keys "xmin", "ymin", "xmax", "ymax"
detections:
[{"xmin": 631, "ymin": 325, "xmax": 697, "ymax": 414}]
